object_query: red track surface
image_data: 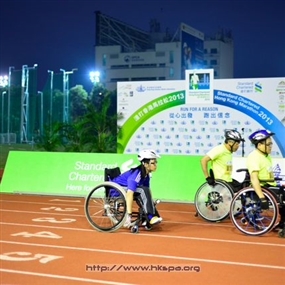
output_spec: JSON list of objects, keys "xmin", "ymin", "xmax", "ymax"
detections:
[{"xmin": 0, "ymin": 193, "xmax": 284, "ymax": 285}]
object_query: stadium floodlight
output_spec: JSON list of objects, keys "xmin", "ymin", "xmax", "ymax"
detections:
[
  {"xmin": 0, "ymin": 75, "xmax": 8, "ymax": 87},
  {"xmin": 89, "ymin": 71, "xmax": 100, "ymax": 84}
]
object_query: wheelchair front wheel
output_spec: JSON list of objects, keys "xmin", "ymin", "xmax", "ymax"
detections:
[
  {"xmin": 195, "ymin": 180, "xmax": 234, "ymax": 222},
  {"xmin": 84, "ymin": 182, "xmax": 127, "ymax": 232},
  {"xmin": 230, "ymin": 187, "xmax": 279, "ymax": 236}
]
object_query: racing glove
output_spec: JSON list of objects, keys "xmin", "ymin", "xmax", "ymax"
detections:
[
  {"xmin": 259, "ymin": 198, "xmax": 269, "ymax": 210},
  {"xmin": 206, "ymin": 176, "xmax": 215, "ymax": 186}
]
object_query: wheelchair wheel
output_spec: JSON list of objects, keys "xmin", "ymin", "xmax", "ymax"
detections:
[
  {"xmin": 230, "ymin": 187, "xmax": 279, "ymax": 236},
  {"xmin": 84, "ymin": 182, "xmax": 127, "ymax": 232},
  {"xmin": 195, "ymin": 180, "xmax": 234, "ymax": 222}
]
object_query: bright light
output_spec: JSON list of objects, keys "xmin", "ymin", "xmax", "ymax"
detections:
[
  {"xmin": 89, "ymin": 71, "xmax": 100, "ymax": 83},
  {"xmin": 0, "ymin": 75, "xmax": 8, "ymax": 87}
]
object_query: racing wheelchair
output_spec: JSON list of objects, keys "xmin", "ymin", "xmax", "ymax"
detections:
[
  {"xmin": 229, "ymin": 177, "xmax": 285, "ymax": 238},
  {"xmin": 194, "ymin": 169, "xmax": 250, "ymax": 222},
  {"xmin": 84, "ymin": 167, "xmax": 160, "ymax": 233}
]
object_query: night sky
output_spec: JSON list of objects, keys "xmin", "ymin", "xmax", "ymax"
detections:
[{"xmin": 0, "ymin": 0, "xmax": 284, "ymax": 90}]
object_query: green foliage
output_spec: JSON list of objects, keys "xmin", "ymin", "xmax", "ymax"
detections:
[
  {"xmin": 36, "ymin": 83, "xmax": 123, "ymax": 153},
  {"xmin": 77, "ymin": 98, "xmax": 117, "ymax": 153},
  {"xmin": 1, "ymin": 77, "xmax": 125, "ymax": 170},
  {"xmin": 69, "ymin": 85, "xmax": 88, "ymax": 121},
  {"xmin": 35, "ymin": 122, "xmax": 63, "ymax": 151}
]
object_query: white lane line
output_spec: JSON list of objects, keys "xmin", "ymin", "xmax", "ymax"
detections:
[
  {"xmin": 0, "ymin": 209, "xmax": 85, "ymax": 217},
  {"xmin": 0, "ymin": 222, "xmax": 284, "ymax": 247},
  {"xmin": 120, "ymin": 232, "xmax": 285, "ymax": 248},
  {"xmin": 1, "ymin": 240, "xmax": 284, "ymax": 270},
  {"xmin": 0, "ymin": 209, "xmax": 197, "ymax": 218},
  {"xmin": 0, "ymin": 209, "xmax": 84, "ymax": 217},
  {"xmin": 0, "ymin": 200, "xmax": 84, "ymax": 206},
  {"xmin": 0, "ymin": 217, "xmax": 234, "ymax": 229},
  {"xmin": 0, "ymin": 268, "xmax": 136, "ymax": 285},
  {"xmin": 0, "ymin": 200, "xmax": 194, "ymax": 214}
]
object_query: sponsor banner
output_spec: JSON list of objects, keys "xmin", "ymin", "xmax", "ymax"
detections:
[
  {"xmin": 117, "ymin": 76, "xmax": 285, "ymax": 158},
  {"xmin": 0, "ymin": 151, "xmax": 204, "ymax": 202},
  {"xmin": 1, "ymin": 152, "xmax": 284, "ymax": 201},
  {"xmin": 185, "ymin": 69, "xmax": 214, "ymax": 104},
  {"xmin": 180, "ymin": 23, "xmax": 204, "ymax": 78}
]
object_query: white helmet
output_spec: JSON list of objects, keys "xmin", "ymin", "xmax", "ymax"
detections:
[{"xmin": 138, "ymin": 149, "xmax": 160, "ymax": 162}]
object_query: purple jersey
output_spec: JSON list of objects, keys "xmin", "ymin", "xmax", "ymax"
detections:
[{"xmin": 111, "ymin": 168, "xmax": 150, "ymax": 191}]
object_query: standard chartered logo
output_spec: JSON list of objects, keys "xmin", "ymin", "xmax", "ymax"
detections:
[
  {"xmin": 67, "ymin": 159, "xmax": 138, "ymax": 182},
  {"xmin": 74, "ymin": 161, "xmax": 118, "ymax": 171},
  {"xmin": 121, "ymin": 159, "xmax": 138, "ymax": 172},
  {"xmin": 68, "ymin": 161, "xmax": 118, "ymax": 182}
]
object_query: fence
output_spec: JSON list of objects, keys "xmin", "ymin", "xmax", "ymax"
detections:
[{"xmin": 0, "ymin": 133, "xmax": 16, "ymax": 144}]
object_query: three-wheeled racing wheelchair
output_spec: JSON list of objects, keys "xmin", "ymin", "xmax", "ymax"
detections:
[
  {"xmin": 194, "ymin": 168, "xmax": 285, "ymax": 237},
  {"xmin": 194, "ymin": 169, "xmax": 250, "ymax": 222},
  {"xmin": 84, "ymin": 167, "xmax": 160, "ymax": 233},
  {"xmin": 229, "ymin": 177, "xmax": 285, "ymax": 237}
]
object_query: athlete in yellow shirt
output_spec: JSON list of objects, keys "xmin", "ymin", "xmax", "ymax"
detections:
[
  {"xmin": 200, "ymin": 129, "xmax": 244, "ymax": 192},
  {"xmin": 247, "ymin": 129, "xmax": 275, "ymax": 209}
]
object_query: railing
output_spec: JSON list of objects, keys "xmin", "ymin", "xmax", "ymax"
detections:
[{"xmin": 0, "ymin": 133, "xmax": 16, "ymax": 144}]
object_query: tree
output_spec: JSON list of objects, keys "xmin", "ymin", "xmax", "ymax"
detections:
[
  {"xmin": 69, "ymin": 85, "xmax": 88, "ymax": 122},
  {"xmin": 79, "ymin": 97, "xmax": 118, "ymax": 152},
  {"xmin": 36, "ymin": 84, "xmax": 123, "ymax": 153},
  {"xmin": 35, "ymin": 121, "xmax": 63, "ymax": 151}
]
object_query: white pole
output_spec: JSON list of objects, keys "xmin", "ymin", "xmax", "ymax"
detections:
[
  {"xmin": 1, "ymin": 91, "xmax": 6, "ymax": 133},
  {"xmin": 7, "ymin": 66, "xmax": 14, "ymax": 144},
  {"xmin": 38, "ymin": 91, "xmax": 43, "ymax": 135},
  {"xmin": 48, "ymin": 70, "xmax": 53, "ymax": 129}
]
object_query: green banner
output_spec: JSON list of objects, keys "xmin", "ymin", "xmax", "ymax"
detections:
[
  {"xmin": 117, "ymin": 91, "xmax": 185, "ymax": 153},
  {"xmin": 0, "ymin": 151, "xmax": 204, "ymax": 202}
]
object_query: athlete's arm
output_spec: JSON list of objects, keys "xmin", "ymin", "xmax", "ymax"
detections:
[
  {"xmin": 200, "ymin": 155, "xmax": 211, "ymax": 178},
  {"xmin": 250, "ymin": 171, "xmax": 265, "ymax": 198}
]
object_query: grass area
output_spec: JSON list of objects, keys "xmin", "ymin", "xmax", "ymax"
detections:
[{"xmin": 0, "ymin": 143, "xmax": 40, "ymax": 169}]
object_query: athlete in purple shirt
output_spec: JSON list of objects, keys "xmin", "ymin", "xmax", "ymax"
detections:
[{"xmin": 111, "ymin": 149, "xmax": 162, "ymax": 227}]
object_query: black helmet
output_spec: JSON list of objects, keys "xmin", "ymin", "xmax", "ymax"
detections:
[
  {"xmin": 248, "ymin": 129, "xmax": 274, "ymax": 145},
  {"xmin": 224, "ymin": 129, "xmax": 244, "ymax": 142}
]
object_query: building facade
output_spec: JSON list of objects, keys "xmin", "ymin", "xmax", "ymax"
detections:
[
  {"xmin": 94, "ymin": 12, "xmax": 233, "ymax": 90},
  {"xmin": 204, "ymin": 30, "xmax": 234, "ymax": 79}
]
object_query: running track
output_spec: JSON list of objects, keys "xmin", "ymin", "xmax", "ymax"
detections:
[{"xmin": 0, "ymin": 193, "xmax": 284, "ymax": 285}]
